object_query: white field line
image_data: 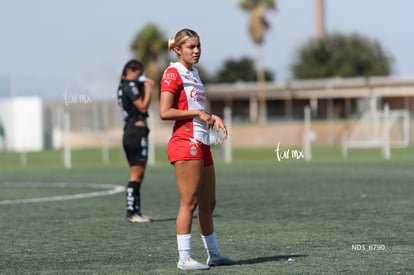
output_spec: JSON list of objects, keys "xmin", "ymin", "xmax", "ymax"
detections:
[{"xmin": 0, "ymin": 182, "xmax": 125, "ymax": 205}]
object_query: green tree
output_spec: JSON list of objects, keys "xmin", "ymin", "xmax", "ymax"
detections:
[
  {"xmin": 215, "ymin": 57, "xmax": 274, "ymax": 83},
  {"xmin": 291, "ymin": 32, "xmax": 393, "ymax": 79},
  {"xmin": 239, "ymin": 0, "xmax": 277, "ymax": 122},
  {"xmin": 130, "ymin": 23, "xmax": 168, "ymax": 84}
]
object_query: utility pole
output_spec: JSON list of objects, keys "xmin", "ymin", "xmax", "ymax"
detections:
[{"xmin": 313, "ymin": 0, "xmax": 326, "ymax": 39}]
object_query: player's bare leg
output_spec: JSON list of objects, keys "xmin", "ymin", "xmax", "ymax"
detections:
[
  {"xmin": 198, "ymin": 165, "xmax": 237, "ymax": 266},
  {"xmin": 174, "ymin": 160, "xmax": 209, "ymax": 270}
]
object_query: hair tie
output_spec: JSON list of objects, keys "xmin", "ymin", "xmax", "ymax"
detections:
[{"xmin": 168, "ymin": 37, "xmax": 175, "ymax": 51}]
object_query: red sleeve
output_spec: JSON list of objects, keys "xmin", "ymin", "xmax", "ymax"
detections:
[{"xmin": 160, "ymin": 67, "xmax": 182, "ymax": 94}]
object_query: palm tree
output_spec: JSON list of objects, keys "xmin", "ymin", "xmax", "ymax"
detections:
[
  {"xmin": 130, "ymin": 23, "xmax": 168, "ymax": 91},
  {"xmin": 239, "ymin": 0, "xmax": 276, "ymax": 123}
]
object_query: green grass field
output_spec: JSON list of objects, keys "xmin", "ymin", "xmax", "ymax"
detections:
[{"xmin": 0, "ymin": 146, "xmax": 413, "ymax": 274}]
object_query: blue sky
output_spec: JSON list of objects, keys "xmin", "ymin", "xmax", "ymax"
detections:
[{"xmin": 1, "ymin": 0, "xmax": 413, "ymax": 100}]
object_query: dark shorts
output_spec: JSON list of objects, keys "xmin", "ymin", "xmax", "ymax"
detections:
[
  {"xmin": 167, "ymin": 135, "xmax": 213, "ymax": 168},
  {"xmin": 123, "ymin": 126, "xmax": 149, "ymax": 166}
]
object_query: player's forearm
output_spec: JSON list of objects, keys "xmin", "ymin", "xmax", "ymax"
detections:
[
  {"xmin": 160, "ymin": 108, "xmax": 200, "ymax": 121},
  {"xmin": 141, "ymin": 92, "xmax": 152, "ymax": 111}
]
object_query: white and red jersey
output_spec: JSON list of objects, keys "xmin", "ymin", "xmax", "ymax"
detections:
[{"xmin": 160, "ymin": 62, "xmax": 210, "ymax": 145}]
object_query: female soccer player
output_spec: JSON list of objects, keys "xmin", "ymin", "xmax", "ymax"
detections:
[
  {"xmin": 159, "ymin": 29, "xmax": 236, "ymax": 270},
  {"xmin": 117, "ymin": 59, "xmax": 154, "ymax": 223}
]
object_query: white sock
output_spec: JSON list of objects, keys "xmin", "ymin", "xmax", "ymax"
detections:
[
  {"xmin": 177, "ymin": 234, "xmax": 192, "ymax": 261},
  {"xmin": 201, "ymin": 232, "xmax": 221, "ymax": 259}
]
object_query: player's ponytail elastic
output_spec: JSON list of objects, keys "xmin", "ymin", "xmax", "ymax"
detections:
[{"xmin": 168, "ymin": 37, "xmax": 175, "ymax": 51}]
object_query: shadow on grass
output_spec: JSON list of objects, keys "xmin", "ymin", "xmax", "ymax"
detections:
[
  {"xmin": 237, "ymin": 254, "xmax": 307, "ymax": 265},
  {"xmin": 151, "ymin": 214, "xmax": 223, "ymax": 223},
  {"xmin": 151, "ymin": 217, "xmax": 177, "ymax": 222}
]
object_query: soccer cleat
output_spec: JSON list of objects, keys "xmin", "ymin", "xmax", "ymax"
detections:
[
  {"xmin": 126, "ymin": 213, "xmax": 152, "ymax": 223},
  {"xmin": 139, "ymin": 213, "xmax": 152, "ymax": 221},
  {"xmin": 207, "ymin": 256, "xmax": 237, "ymax": 266},
  {"xmin": 177, "ymin": 257, "xmax": 210, "ymax": 270}
]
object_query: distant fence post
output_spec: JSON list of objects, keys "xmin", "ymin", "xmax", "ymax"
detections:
[
  {"xmin": 303, "ymin": 106, "xmax": 313, "ymax": 161},
  {"xmin": 63, "ymin": 110, "xmax": 71, "ymax": 169},
  {"xmin": 382, "ymin": 104, "xmax": 391, "ymax": 160},
  {"xmin": 101, "ymin": 103, "xmax": 109, "ymax": 165},
  {"xmin": 223, "ymin": 106, "xmax": 232, "ymax": 164}
]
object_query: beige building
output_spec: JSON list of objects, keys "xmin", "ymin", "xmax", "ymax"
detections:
[{"xmin": 207, "ymin": 76, "xmax": 414, "ymax": 121}]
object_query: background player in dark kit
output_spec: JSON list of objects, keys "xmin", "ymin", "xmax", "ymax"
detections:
[{"xmin": 117, "ymin": 59, "xmax": 154, "ymax": 223}]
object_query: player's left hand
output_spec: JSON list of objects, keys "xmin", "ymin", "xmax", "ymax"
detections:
[{"xmin": 211, "ymin": 114, "xmax": 227, "ymax": 140}]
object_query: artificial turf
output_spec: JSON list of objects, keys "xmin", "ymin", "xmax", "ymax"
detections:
[{"xmin": 0, "ymin": 147, "xmax": 413, "ymax": 274}]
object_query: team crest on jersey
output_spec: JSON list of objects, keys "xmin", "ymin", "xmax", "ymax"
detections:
[
  {"xmin": 185, "ymin": 125, "xmax": 190, "ymax": 131},
  {"xmin": 189, "ymin": 145, "xmax": 198, "ymax": 156}
]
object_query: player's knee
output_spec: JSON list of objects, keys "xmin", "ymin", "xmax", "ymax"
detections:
[
  {"xmin": 130, "ymin": 171, "xmax": 145, "ymax": 182},
  {"xmin": 180, "ymin": 196, "xmax": 199, "ymax": 212}
]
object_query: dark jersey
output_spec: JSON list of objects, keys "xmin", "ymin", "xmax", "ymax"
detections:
[{"xmin": 117, "ymin": 79, "xmax": 148, "ymax": 129}]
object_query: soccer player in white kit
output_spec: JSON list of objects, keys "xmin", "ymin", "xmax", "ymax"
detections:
[{"xmin": 160, "ymin": 28, "xmax": 236, "ymax": 270}]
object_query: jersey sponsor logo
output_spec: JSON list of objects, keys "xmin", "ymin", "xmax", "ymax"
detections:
[
  {"xmin": 189, "ymin": 87, "xmax": 205, "ymax": 102},
  {"xmin": 162, "ymin": 72, "xmax": 177, "ymax": 87},
  {"xmin": 163, "ymin": 72, "xmax": 177, "ymax": 80}
]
